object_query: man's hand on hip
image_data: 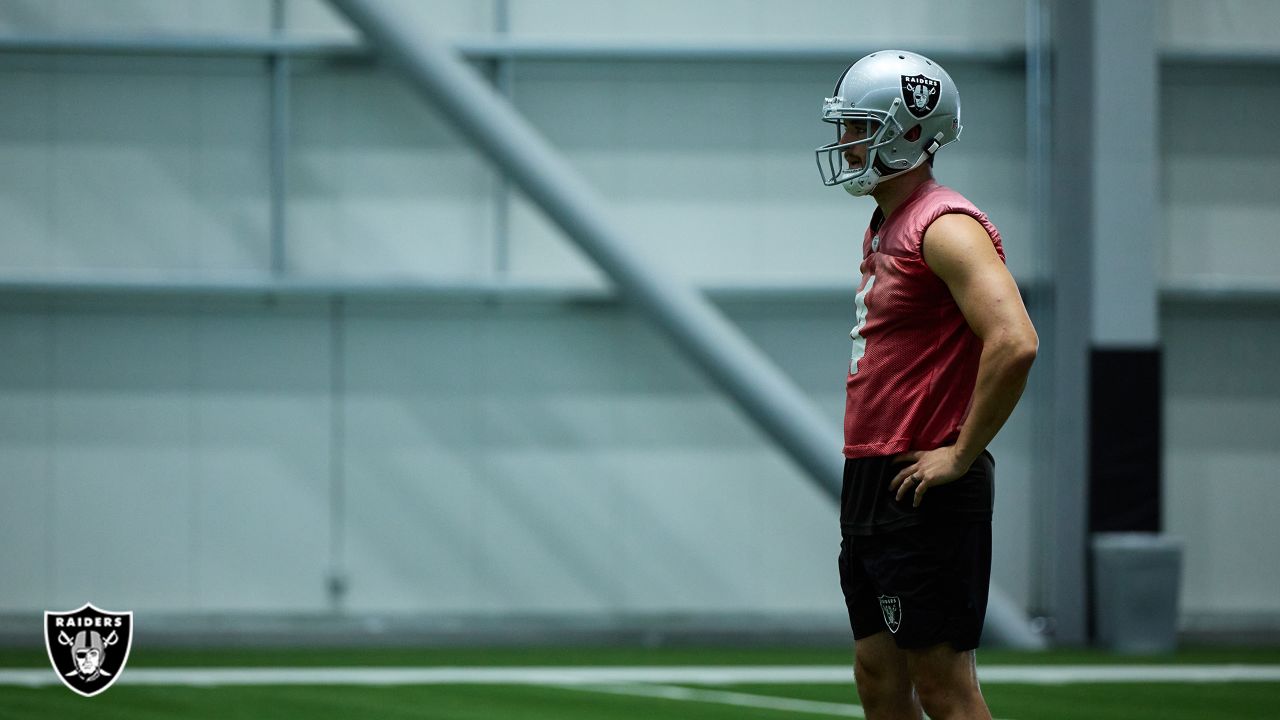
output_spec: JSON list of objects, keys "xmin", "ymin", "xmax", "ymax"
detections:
[{"xmin": 889, "ymin": 446, "xmax": 972, "ymax": 507}]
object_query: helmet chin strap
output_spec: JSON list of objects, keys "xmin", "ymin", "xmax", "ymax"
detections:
[
  {"xmin": 841, "ymin": 155, "xmax": 898, "ymax": 197},
  {"xmin": 843, "ymin": 174, "xmax": 876, "ymax": 197},
  {"xmin": 844, "ymin": 132, "xmax": 945, "ymax": 197}
]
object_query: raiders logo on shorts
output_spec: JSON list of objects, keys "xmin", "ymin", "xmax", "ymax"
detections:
[{"xmin": 878, "ymin": 595, "xmax": 903, "ymax": 633}]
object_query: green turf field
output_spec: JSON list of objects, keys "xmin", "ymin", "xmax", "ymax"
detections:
[{"xmin": 2, "ymin": 646, "xmax": 1279, "ymax": 719}]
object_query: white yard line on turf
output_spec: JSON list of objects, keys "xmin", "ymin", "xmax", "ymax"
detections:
[
  {"xmin": 2, "ymin": 664, "xmax": 1280, "ymax": 687},
  {"xmin": 980, "ymin": 665, "xmax": 1280, "ymax": 684},
  {"xmin": 561, "ymin": 683, "xmax": 867, "ymax": 718},
  {"xmin": 562, "ymin": 684, "xmax": 1020, "ymax": 720}
]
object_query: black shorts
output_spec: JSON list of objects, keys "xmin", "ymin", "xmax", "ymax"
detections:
[{"xmin": 837, "ymin": 520, "xmax": 992, "ymax": 651}]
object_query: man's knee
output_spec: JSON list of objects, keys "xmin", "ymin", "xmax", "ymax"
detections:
[
  {"xmin": 854, "ymin": 647, "xmax": 894, "ymax": 683},
  {"xmin": 854, "ymin": 633, "xmax": 916, "ymax": 714},
  {"xmin": 907, "ymin": 669, "xmax": 960, "ymax": 714},
  {"xmin": 855, "ymin": 633, "xmax": 904, "ymax": 681},
  {"xmin": 854, "ymin": 653, "xmax": 900, "ymax": 698},
  {"xmin": 906, "ymin": 644, "xmax": 989, "ymax": 719}
]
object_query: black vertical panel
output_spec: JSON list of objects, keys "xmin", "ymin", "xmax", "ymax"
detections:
[{"xmin": 1089, "ymin": 348, "xmax": 1162, "ymax": 532}]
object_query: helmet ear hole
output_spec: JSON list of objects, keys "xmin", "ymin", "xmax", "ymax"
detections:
[{"xmin": 904, "ymin": 125, "xmax": 922, "ymax": 142}]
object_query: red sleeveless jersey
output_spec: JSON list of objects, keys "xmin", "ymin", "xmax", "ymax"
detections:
[{"xmin": 843, "ymin": 179, "xmax": 1005, "ymax": 459}]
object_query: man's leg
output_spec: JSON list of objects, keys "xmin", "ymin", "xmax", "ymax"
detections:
[
  {"xmin": 882, "ymin": 520, "xmax": 993, "ymax": 720},
  {"xmin": 853, "ymin": 630, "xmax": 922, "ymax": 720},
  {"xmin": 905, "ymin": 642, "xmax": 990, "ymax": 720},
  {"xmin": 842, "ymin": 531, "xmax": 920, "ymax": 719}
]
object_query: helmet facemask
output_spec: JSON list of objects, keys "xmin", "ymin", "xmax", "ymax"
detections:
[{"xmin": 815, "ymin": 98, "xmax": 913, "ymax": 197}]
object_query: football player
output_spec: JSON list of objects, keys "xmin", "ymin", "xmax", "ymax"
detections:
[{"xmin": 819, "ymin": 50, "xmax": 1038, "ymax": 720}]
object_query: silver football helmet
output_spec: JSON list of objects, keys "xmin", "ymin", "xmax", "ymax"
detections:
[{"xmin": 815, "ymin": 50, "xmax": 962, "ymax": 196}]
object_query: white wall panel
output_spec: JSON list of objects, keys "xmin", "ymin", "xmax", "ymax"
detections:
[
  {"xmin": 286, "ymin": 0, "xmax": 490, "ymax": 39},
  {"xmin": 511, "ymin": 61, "xmax": 1030, "ymax": 285},
  {"xmin": 464, "ymin": 307, "xmax": 842, "ymax": 615},
  {"xmin": 53, "ymin": 69, "xmax": 196, "ymax": 270},
  {"xmin": 0, "ymin": 297, "xmax": 1034, "ymax": 617},
  {"xmin": 509, "ymin": 60, "xmax": 856, "ymax": 286},
  {"xmin": 477, "ymin": 450, "xmax": 630, "ymax": 612},
  {"xmin": 1158, "ymin": 0, "xmax": 1280, "ymax": 628},
  {"xmin": 509, "ymin": 0, "xmax": 1024, "ymax": 46},
  {"xmin": 336, "ymin": 303, "xmax": 870, "ymax": 616},
  {"xmin": 609, "ymin": 452, "xmax": 794, "ymax": 612},
  {"xmin": 0, "ymin": 304, "xmax": 336, "ymax": 614},
  {"xmin": 474, "ymin": 309, "xmax": 694, "ymax": 613},
  {"xmin": 0, "ymin": 311, "xmax": 54, "ymax": 608},
  {"xmin": 286, "ymin": 0, "xmax": 358, "ymax": 39},
  {"xmin": 191, "ymin": 307, "xmax": 332, "ymax": 611},
  {"xmin": 0, "ymin": 58, "xmax": 269, "ymax": 275},
  {"xmin": 190, "ymin": 72, "xmax": 273, "ymax": 271},
  {"xmin": 0, "ymin": 67, "xmax": 54, "ymax": 269},
  {"xmin": 49, "ymin": 308, "xmax": 197, "ymax": 611},
  {"xmin": 1162, "ymin": 66, "xmax": 1280, "ymax": 282},
  {"xmin": 0, "ymin": 0, "xmax": 270, "ymax": 35},
  {"xmin": 1164, "ymin": 308, "xmax": 1280, "ymax": 620},
  {"xmin": 289, "ymin": 70, "xmax": 493, "ymax": 279},
  {"xmin": 1162, "ymin": 0, "xmax": 1280, "ymax": 51},
  {"xmin": 0, "ymin": 0, "xmax": 1029, "ymax": 46},
  {"xmin": 341, "ymin": 306, "xmax": 484, "ymax": 613},
  {"xmin": 986, "ymin": 400, "xmax": 1035, "ymax": 612}
]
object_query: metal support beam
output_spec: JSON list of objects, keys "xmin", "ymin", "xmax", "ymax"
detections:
[
  {"xmin": 491, "ymin": 0, "xmax": 513, "ymax": 279},
  {"xmin": 1044, "ymin": 0, "xmax": 1092, "ymax": 646},
  {"xmin": 1091, "ymin": 0, "xmax": 1159, "ymax": 347},
  {"xmin": 451, "ymin": 38, "xmax": 1024, "ymax": 66},
  {"xmin": 268, "ymin": 0, "xmax": 290, "ymax": 276},
  {"xmin": 326, "ymin": 0, "xmax": 1043, "ymax": 648},
  {"xmin": 1024, "ymin": 0, "xmax": 1057, "ymax": 634},
  {"xmin": 4, "ymin": 33, "xmax": 1280, "ymax": 68},
  {"xmin": 328, "ymin": 297, "xmax": 349, "ymax": 612},
  {"xmin": 7, "ymin": 273, "xmax": 1272, "ymax": 305},
  {"xmin": 0, "ymin": 33, "xmax": 364, "ymax": 58},
  {"xmin": 0, "ymin": 33, "xmax": 1022, "ymax": 65},
  {"xmin": 1045, "ymin": 0, "xmax": 1093, "ymax": 647},
  {"xmin": 0, "ymin": 273, "xmax": 1060, "ymax": 304}
]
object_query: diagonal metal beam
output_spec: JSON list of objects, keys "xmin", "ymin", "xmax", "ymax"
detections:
[{"xmin": 326, "ymin": 0, "xmax": 1043, "ymax": 649}]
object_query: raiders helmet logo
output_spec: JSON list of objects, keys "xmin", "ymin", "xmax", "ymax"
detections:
[
  {"xmin": 44, "ymin": 603, "xmax": 133, "ymax": 697},
  {"xmin": 878, "ymin": 595, "xmax": 903, "ymax": 633},
  {"xmin": 900, "ymin": 74, "xmax": 941, "ymax": 118}
]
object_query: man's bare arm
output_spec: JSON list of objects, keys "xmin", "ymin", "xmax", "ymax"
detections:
[{"xmin": 890, "ymin": 212, "xmax": 1038, "ymax": 506}]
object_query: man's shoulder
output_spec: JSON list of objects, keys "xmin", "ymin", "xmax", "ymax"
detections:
[
  {"xmin": 912, "ymin": 187, "xmax": 992, "ymax": 248},
  {"xmin": 923, "ymin": 182, "xmax": 983, "ymax": 213},
  {"xmin": 925, "ymin": 211, "xmax": 987, "ymax": 238},
  {"xmin": 919, "ymin": 184, "xmax": 1000, "ymax": 249}
]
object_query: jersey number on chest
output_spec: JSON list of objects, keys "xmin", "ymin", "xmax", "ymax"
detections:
[{"xmin": 850, "ymin": 274, "xmax": 875, "ymax": 375}]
